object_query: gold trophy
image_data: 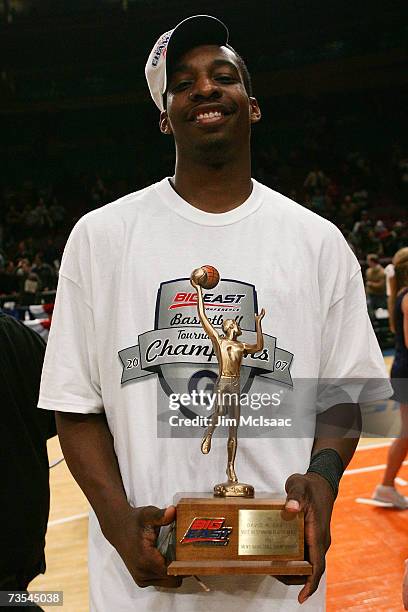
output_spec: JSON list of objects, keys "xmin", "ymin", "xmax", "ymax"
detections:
[{"xmin": 167, "ymin": 266, "xmax": 312, "ymax": 577}]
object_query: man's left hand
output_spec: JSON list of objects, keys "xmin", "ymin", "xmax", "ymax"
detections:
[{"xmin": 281, "ymin": 472, "xmax": 336, "ymax": 604}]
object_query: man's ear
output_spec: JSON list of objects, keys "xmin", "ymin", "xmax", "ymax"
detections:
[
  {"xmin": 159, "ymin": 111, "xmax": 173, "ymax": 135},
  {"xmin": 249, "ymin": 97, "xmax": 261, "ymax": 124}
]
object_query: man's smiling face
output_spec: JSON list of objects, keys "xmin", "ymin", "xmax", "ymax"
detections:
[{"xmin": 160, "ymin": 45, "xmax": 261, "ymax": 161}]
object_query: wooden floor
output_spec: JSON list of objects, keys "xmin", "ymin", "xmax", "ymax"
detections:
[
  {"xmin": 327, "ymin": 443, "xmax": 408, "ymax": 611},
  {"xmin": 30, "ymin": 357, "xmax": 407, "ymax": 611},
  {"xmin": 30, "ymin": 438, "xmax": 89, "ymax": 612}
]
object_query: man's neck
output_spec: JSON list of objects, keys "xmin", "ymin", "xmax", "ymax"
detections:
[{"xmin": 171, "ymin": 154, "xmax": 252, "ymax": 214}]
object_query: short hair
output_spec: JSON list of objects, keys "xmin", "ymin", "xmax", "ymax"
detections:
[{"xmin": 367, "ymin": 253, "xmax": 379, "ymax": 263}]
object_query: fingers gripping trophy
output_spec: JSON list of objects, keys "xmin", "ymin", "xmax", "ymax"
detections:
[{"xmin": 190, "ymin": 265, "xmax": 265, "ymax": 497}]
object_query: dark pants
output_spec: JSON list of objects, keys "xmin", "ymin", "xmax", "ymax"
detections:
[
  {"xmin": 0, "ymin": 560, "xmax": 45, "ymax": 611},
  {"xmin": 367, "ymin": 294, "xmax": 386, "ymax": 317}
]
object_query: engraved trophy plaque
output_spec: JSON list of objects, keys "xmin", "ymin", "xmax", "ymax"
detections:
[{"xmin": 167, "ymin": 266, "xmax": 312, "ymax": 577}]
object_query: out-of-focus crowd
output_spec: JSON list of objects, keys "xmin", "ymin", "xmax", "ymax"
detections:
[
  {"xmin": 0, "ymin": 147, "xmax": 407, "ymax": 308},
  {"xmin": 0, "ymin": 183, "xmax": 66, "ymax": 304},
  {"xmin": 300, "ymin": 158, "xmax": 407, "ymax": 260}
]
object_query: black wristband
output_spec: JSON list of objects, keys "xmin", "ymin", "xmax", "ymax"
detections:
[{"xmin": 306, "ymin": 448, "xmax": 344, "ymax": 498}]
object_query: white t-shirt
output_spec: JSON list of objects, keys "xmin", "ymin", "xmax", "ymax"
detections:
[{"xmin": 38, "ymin": 178, "xmax": 391, "ymax": 612}]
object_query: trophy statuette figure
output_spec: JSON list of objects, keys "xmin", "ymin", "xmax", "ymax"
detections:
[{"xmin": 190, "ymin": 265, "xmax": 265, "ymax": 497}]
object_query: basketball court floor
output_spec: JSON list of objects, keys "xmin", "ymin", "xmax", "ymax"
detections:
[{"xmin": 31, "ymin": 355, "xmax": 407, "ymax": 611}]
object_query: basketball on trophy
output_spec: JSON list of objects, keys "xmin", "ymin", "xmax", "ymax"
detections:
[{"xmin": 191, "ymin": 265, "xmax": 220, "ymax": 289}]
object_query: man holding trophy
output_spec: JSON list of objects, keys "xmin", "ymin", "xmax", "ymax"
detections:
[{"xmin": 38, "ymin": 14, "xmax": 392, "ymax": 612}]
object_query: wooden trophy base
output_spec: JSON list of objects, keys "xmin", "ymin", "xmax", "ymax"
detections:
[{"xmin": 167, "ymin": 493, "xmax": 312, "ymax": 577}]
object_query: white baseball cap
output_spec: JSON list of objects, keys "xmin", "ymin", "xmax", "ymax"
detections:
[{"xmin": 145, "ymin": 15, "xmax": 229, "ymax": 112}]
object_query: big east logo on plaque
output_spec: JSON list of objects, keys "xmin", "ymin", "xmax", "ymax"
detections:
[{"xmin": 165, "ymin": 267, "xmax": 312, "ymax": 578}]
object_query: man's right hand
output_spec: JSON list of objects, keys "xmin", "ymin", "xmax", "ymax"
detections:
[{"xmin": 109, "ymin": 504, "xmax": 182, "ymax": 588}]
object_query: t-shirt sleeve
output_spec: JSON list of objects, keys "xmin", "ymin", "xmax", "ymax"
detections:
[
  {"xmin": 318, "ymin": 268, "xmax": 393, "ymax": 410},
  {"xmin": 38, "ymin": 225, "xmax": 103, "ymax": 414}
]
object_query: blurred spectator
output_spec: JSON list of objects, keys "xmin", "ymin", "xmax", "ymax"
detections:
[
  {"xmin": 43, "ymin": 238, "xmax": 60, "ymax": 269},
  {"xmin": 391, "ymin": 222, "xmax": 408, "ymax": 253},
  {"xmin": 337, "ymin": 194, "xmax": 357, "ymax": 228},
  {"xmin": 15, "ymin": 258, "xmax": 31, "ymax": 287},
  {"xmin": 32, "ymin": 253, "xmax": 56, "ymax": 291},
  {"xmin": 30, "ymin": 199, "xmax": 53, "ymax": 234},
  {"xmin": 311, "ymin": 188, "xmax": 325, "ymax": 213},
  {"xmin": 48, "ymin": 198, "xmax": 66, "ymax": 228},
  {"xmin": 0, "ymin": 261, "xmax": 19, "ymax": 295},
  {"xmin": 326, "ymin": 178, "xmax": 340, "ymax": 202},
  {"xmin": 13, "ymin": 240, "xmax": 32, "ymax": 263},
  {"xmin": 304, "ymin": 166, "xmax": 329, "ymax": 195},
  {"xmin": 15, "ymin": 259, "xmax": 41, "ymax": 305},
  {"xmin": 363, "ymin": 229, "xmax": 383, "ymax": 256},
  {"xmin": 374, "ymin": 220, "xmax": 388, "ymax": 239},
  {"xmin": 352, "ymin": 209, "xmax": 370, "ymax": 236},
  {"xmin": 365, "ymin": 253, "xmax": 386, "ymax": 315},
  {"xmin": 347, "ymin": 151, "xmax": 372, "ymax": 184}
]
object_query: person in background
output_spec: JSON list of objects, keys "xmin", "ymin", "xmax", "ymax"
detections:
[
  {"xmin": 303, "ymin": 165, "xmax": 328, "ymax": 196},
  {"xmin": 387, "ymin": 248, "xmax": 408, "ymax": 333},
  {"xmin": 365, "ymin": 253, "xmax": 386, "ymax": 316},
  {"xmin": 0, "ymin": 310, "xmax": 56, "ymax": 608},
  {"xmin": 372, "ymin": 250, "xmax": 408, "ymax": 508},
  {"xmin": 15, "ymin": 258, "xmax": 41, "ymax": 305},
  {"xmin": 0, "ymin": 260, "xmax": 18, "ymax": 295},
  {"xmin": 32, "ymin": 253, "xmax": 56, "ymax": 292}
]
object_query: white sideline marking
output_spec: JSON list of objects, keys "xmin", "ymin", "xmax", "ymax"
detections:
[
  {"xmin": 344, "ymin": 460, "xmax": 408, "ymax": 475},
  {"xmin": 48, "ymin": 512, "xmax": 88, "ymax": 527},
  {"xmin": 355, "ymin": 498, "xmax": 394, "ymax": 507},
  {"xmin": 356, "ymin": 442, "xmax": 391, "ymax": 451},
  {"xmin": 395, "ymin": 477, "xmax": 408, "ymax": 486},
  {"xmin": 49, "ymin": 457, "xmax": 65, "ymax": 468}
]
